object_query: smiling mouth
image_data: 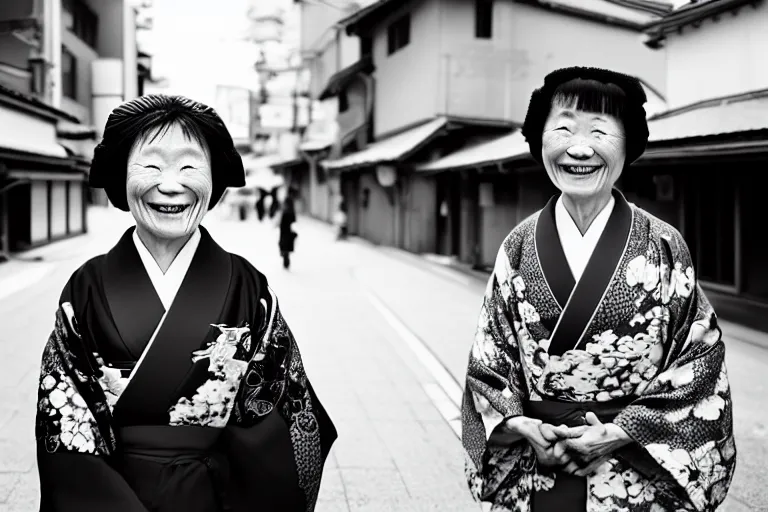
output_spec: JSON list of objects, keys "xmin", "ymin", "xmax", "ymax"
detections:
[
  {"xmin": 148, "ymin": 203, "xmax": 190, "ymax": 214},
  {"xmin": 559, "ymin": 165, "xmax": 602, "ymax": 176}
]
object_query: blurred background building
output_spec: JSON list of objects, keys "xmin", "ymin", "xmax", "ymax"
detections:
[
  {"xmin": 2, "ymin": 0, "xmax": 766, "ymax": 332},
  {"xmin": 0, "ymin": 0, "xmax": 149, "ymax": 258},
  {"xmin": 289, "ymin": 0, "xmax": 768, "ymax": 332}
]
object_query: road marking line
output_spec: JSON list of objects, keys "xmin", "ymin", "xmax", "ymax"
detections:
[
  {"xmin": 364, "ymin": 289, "xmax": 464, "ymax": 438},
  {"xmin": 422, "ymin": 382, "xmax": 462, "ymax": 438},
  {"xmin": 0, "ymin": 264, "xmax": 53, "ymax": 301}
]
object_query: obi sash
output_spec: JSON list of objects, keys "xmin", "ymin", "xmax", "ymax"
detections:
[
  {"xmin": 524, "ymin": 398, "xmax": 633, "ymax": 512},
  {"xmin": 116, "ymin": 426, "xmax": 231, "ymax": 512}
]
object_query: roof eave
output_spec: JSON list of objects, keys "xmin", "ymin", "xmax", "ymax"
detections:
[
  {"xmin": 0, "ymin": 90, "xmax": 80, "ymax": 124},
  {"xmin": 644, "ymin": 0, "xmax": 761, "ymax": 40},
  {"xmin": 640, "ymin": 133, "xmax": 768, "ymax": 161},
  {"xmin": 514, "ymin": 0, "xmax": 653, "ymax": 30}
]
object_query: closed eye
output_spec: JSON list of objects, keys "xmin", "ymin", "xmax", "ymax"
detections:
[
  {"xmin": 144, "ymin": 165, "xmax": 161, "ymax": 170},
  {"xmin": 555, "ymin": 127, "xmax": 571, "ymax": 132},
  {"xmin": 593, "ymin": 130, "xmax": 606, "ymax": 135}
]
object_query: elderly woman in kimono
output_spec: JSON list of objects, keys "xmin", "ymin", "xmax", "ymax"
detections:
[
  {"xmin": 462, "ymin": 67, "xmax": 736, "ymax": 512},
  {"xmin": 35, "ymin": 95, "xmax": 337, "ymax": 512}
]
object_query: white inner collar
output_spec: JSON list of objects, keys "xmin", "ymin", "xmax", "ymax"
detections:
[
  {"xmin": 132, "ymin": 228, "xmax": 202, "ymax": 311},
  {"xmin": 554, "ymin": 195, "xmax": 615, "ymax": 282}
]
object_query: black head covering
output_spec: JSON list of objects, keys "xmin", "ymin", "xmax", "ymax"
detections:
[
  {"xmin": 89, "ymin": 94, "xmax": 245, "ymax": 211},
  {"xmin": 521, "ymin": 67, "xmax": 649, "ymax": 165}
]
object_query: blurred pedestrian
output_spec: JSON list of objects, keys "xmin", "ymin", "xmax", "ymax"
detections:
[
  {"xmin": 35, "ymin": 95, "xmax": 336, "ymax": 512},
  {"xmin": 268, "ymin": 186, "xmax": 280, "ymax": 219},
  {"xmin": 255, "ymin": 187, "xmax": 267, "ymax": 221},
  {"xmin": 462, "ymin": 67, "xmax": 735, "ymax": 512},
  {"xmin": 278, "ymin": 187, "xmax": 297, "ymax": 269},
  {"xmin": 333, "ymin": 199, "xmax": 348, "ymax": 240}
]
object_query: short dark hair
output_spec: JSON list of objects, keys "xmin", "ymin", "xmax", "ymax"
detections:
[
  {"xmin": 89, "ymin": 94, "xmax": 245, "ymax": 211},
  {"xmin": 521, "ymin": 67, "xmax": 649, "ymax": 165}
]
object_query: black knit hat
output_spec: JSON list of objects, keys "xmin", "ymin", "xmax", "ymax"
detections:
[
  {"xmin": 521, "ymin": 67, "xmax": 649, "ymax": 165},
  {"xmin": 89, "ymin": 94, "xmax": 245, "ymax": 211}
]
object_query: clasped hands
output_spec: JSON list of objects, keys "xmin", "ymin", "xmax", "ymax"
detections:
[{"xmin": 491, "ymin": 412, "xmax": 632, "ymax": 477}]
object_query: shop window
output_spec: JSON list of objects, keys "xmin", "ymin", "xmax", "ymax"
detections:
[
  {"xmin": 685, "ymin": 173, "xmax": 735, "ymax": 287},
  {"xmin": 61, "ymin": 46, "xmax": 77, "ymax": 100},
  {"xmin": 475, "ymin": 0, "xmax": 493, "ymax": 39},
  {"xmin": 387, "ymin": 13, "xmax": 410, "ymax": 55}
]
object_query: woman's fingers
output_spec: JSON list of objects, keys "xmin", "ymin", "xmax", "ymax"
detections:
[
  {"xmin": 538, "ymin": 423, "xmax": 560, "ymax": 443},
  {"xmin": 574, "ymin": 456, "xmax": 609, "ymax": 477},
  {"xmin": 561, "ymin": 461, "xmax": 581, "ymax": 474}
]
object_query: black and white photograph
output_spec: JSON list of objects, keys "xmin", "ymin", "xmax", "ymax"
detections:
[{"xmin": 0, "ymin": 0, "xmax": 763, "ymax": 510}]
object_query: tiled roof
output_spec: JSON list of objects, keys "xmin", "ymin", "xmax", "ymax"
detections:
[
  {"xmin": 416, "ymin": 131, "xmax": 530, "ymax": 172},
  {"xmin": 340, "ymin": 0, "xmax": 668, "ymax": 34},
  {"xmin": 321, "ymin": 117, "xmax": 448, "ymax": 171},
  {"xmin": 644, "ymin": 0, "xmax": 755, "ymax": 36},
  {"xmin": 0, "ymin": 83, "xmax": 80, "ymax": 123},
  {"xmin": 647, "ymin": 90, "xmax": 768, "ymax": 142},
  {"xmin": 535, "ymin": 0, "xmax": 665, "ymax": 27}
]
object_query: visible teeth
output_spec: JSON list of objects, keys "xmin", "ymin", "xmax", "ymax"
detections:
[
  {"xmin": 152, "ymin": 204, "xmax": 187, "ymax": 213},
  {"xmin": 563, "ymin": 166, "xmax": 599, "ymax": 174}
]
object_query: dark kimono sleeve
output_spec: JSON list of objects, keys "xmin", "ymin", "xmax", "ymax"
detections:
[
  {"xmin": 36, "ymin": 292, "xmax": 148, "ymax": 511},
  {"xmin": 613, "ymin": 231, "xmax": 737, "ymax": 511},
  {"xmin": 225, "ymin": 280, "xmax": 336, "ymax": 512},
  {"xmin": 462, "ymin": 246, "xmax": 537, "ymax": 507}
]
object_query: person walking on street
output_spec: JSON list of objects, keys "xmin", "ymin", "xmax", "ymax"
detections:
[
  {"xmin": 333, "ymin": 199, "xmax": 348, "ymax": 241},
  {"xmin": 278, "ymin": 188, "xmax": 297, "ymax": 269}
]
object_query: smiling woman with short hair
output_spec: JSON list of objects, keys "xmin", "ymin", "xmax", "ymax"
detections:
[
  {"xmin": 461, "ymin": 67, "xmax": 736, "ymax": 512},
  {"xmin": 35, "ymin": 95, "xmax": 337, "ymax": 512}
]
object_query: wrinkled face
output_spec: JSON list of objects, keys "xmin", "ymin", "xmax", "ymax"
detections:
[
  {"xmin": 541, "ymin": 97, "xmax": 626, "ymax": 202},
  {"xmin": 126, "ymin": 123, "xmax": 212, "ymax": 243}
]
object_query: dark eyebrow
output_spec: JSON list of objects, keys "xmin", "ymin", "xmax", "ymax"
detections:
[{"xmin": 555, "ymin": 110, "xmax": 577, "ymax": 120}]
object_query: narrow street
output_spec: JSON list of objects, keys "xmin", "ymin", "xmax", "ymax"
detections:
[{"xmin": 0, "ymin": 206, "xmax": 765, "ymax": 511}]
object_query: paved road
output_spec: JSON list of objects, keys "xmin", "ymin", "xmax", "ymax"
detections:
[{"xmin": 0, "ymin": 205, "xmax": 765, "ymax": 510}]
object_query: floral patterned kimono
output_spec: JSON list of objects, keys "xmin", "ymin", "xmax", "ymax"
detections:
[
  {"xmin": 462, "ymin": 189, "xmax": 736, "ymax": 512},
  {"xmin": 36, "ymin": 226, "xmax": 337, "ymax": 512}
]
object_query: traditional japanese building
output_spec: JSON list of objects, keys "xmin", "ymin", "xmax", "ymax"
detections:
[
  {"xmin": 632, "ymin": 0, "xmax": 768, "ymax": 331},
  {"xmin": 313, "ymin": 0, "xmax": 668, "ymax": 262},
  {"xmin": 0, "ymin": 0, "xmax": 145, "ymax": 258}
]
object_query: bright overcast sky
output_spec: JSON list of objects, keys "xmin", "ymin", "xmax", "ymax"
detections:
[{"xmin": 139, "ymin": 0, "xmax": 298, "ymax": 105}]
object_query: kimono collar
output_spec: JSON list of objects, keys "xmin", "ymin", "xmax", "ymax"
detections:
[{"xmin": 132, "ymin": 228, "xmax": 202, "ymax": 310}]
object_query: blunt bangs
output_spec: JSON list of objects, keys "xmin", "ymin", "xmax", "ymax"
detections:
[
  {"xmin": 551, "ymin": 78, "xmax": 628, "ymax": 125},
  {"xmin": 131, "ymin": 115, "xmax": 209, "ymax": 157}
]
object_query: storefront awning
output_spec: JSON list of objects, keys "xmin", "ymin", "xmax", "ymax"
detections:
[
  {"xmin": 322, "ymin": 117, "xmax": 448, "ymax": 172},
  {"xmin": 0, "ymin": 139, "xmax": 69, "ymax": 159},
  {"xmin": 417, "ymin": 130, "xmax": 530, "ymax": 172},
  {"xmin": 56, "ymin": 120, "xmax": 97, "ymax": 140},
  {"xmin": 318, "ymin": 56, "xmax": 374, "ymax": 100},
  {"xmin": 647, "ymin": 91, "xmax": 768, "ymax": 143},
  {"xmin": 7, "ymin": 169, "xmax": 86, "ymax": 181}
]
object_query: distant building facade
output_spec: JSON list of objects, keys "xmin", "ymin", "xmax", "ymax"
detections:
[{"xmin": 0, "ymin": 0, "xmax": 145, "ymax": 257}]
